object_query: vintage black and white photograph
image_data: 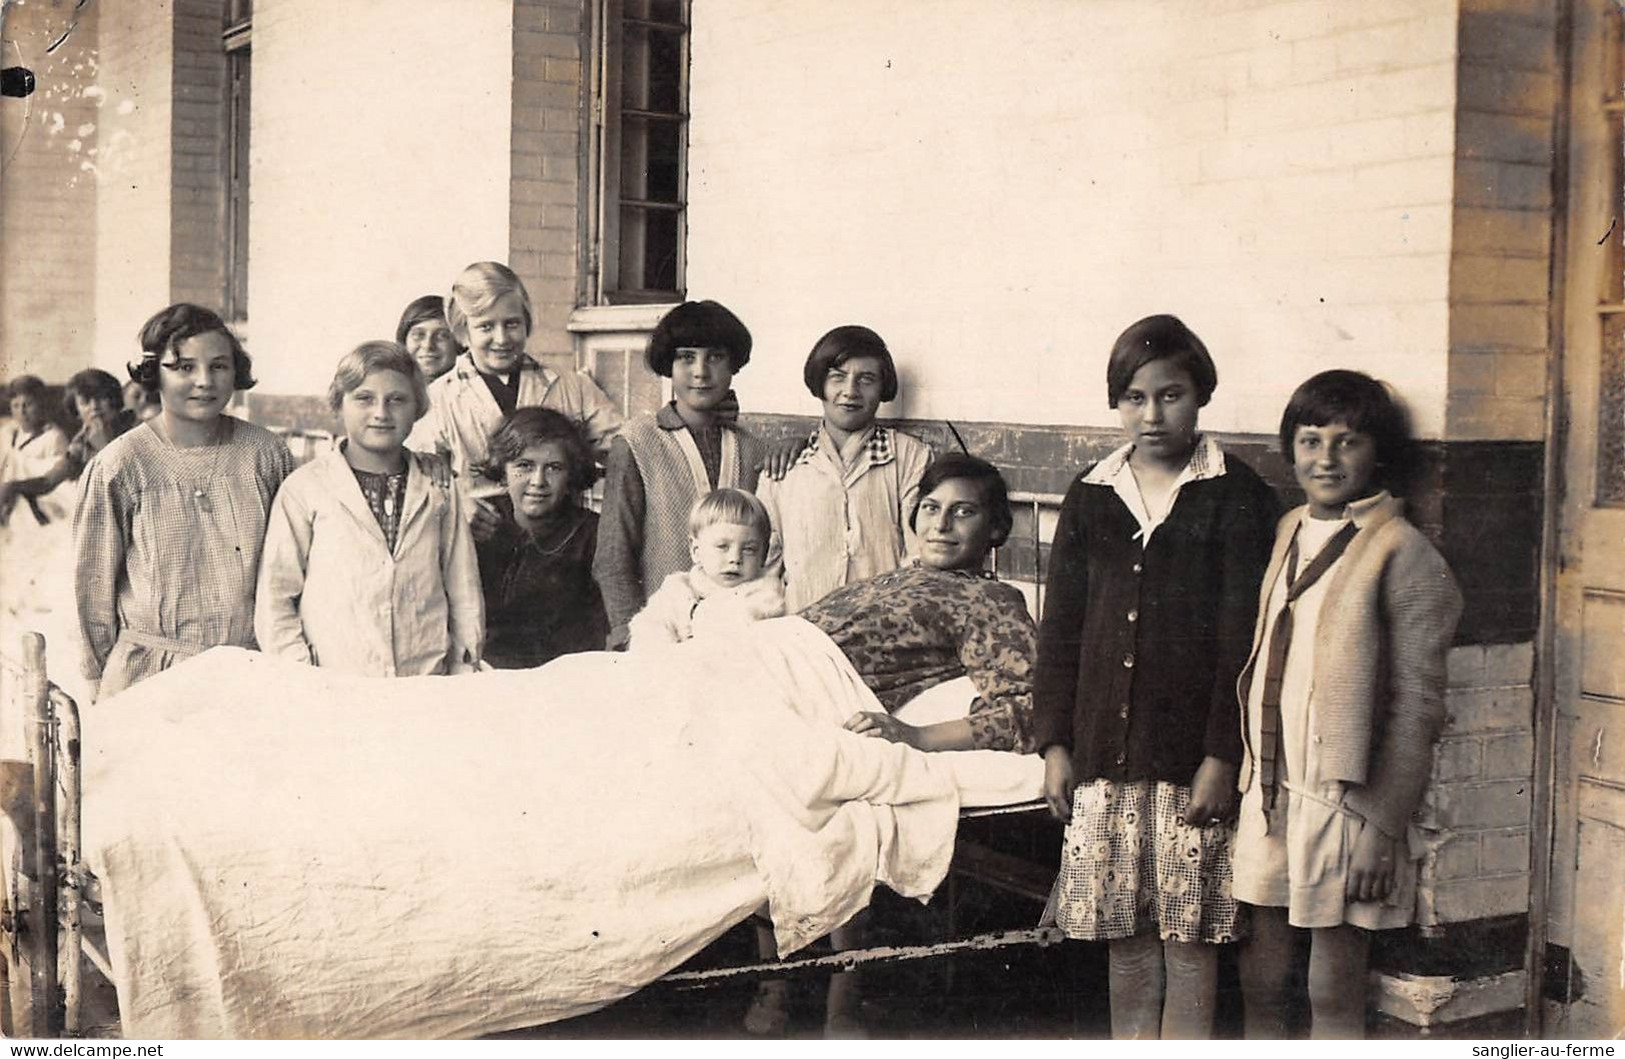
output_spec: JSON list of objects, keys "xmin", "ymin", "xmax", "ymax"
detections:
[{"xmin": 0, "ymin": 0, "xmax": 1621, "ymax": 1043}]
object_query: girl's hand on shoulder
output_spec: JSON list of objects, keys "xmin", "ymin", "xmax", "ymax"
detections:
[
  {"xmin": 1182, "ymin": 756, "xmax": 1239, "ymax": 827},
  {"xmin": 408, "ymin": 449, "xmax": 454, "ymax": 490},
  {"xmin": 1347, "ymin": 818, "xmax": 1400, "ymax": 904},
  {"xmin": 1042, "ymin": 745, "xmax": 1075, "ymax": 823},
  {"xmin": 843, "ymin": 710, "xmax": 920, "ymax": 749},
  {"xmin": 759, "ymin": 436, "xmax": 808, "ymax": 481}
]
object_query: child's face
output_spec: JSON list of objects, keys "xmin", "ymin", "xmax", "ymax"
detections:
[
  {"xmin": 504, "ymin": 439, "xmax": 573, "ymax": 522},
  {"xmin": 405, "ymin": 318, "xmax": 459, "ymax": 380},
  {"xmin": 158, "ymin": 331, "xmax": 235, "ymax": 424},
  {"xmin": 1293, "ymin": 420, "xmax": 1380, "ymax": 518},
  {"xmin": 670, "ymin": 347, "xmax": 735, "ymax": 415},
  {"xmin": 690, "ymin": 520, "xmax": 765, "ymax": 587},
  {"xmin": 821, "ymin": 354, "xmax": 885, "ymax": 436},
  {"xmin": 463, "ymin": 292, "xmax": 529, "ymax": 376},
  {"xmin": 74, "ymin": 391, "xmax": 120, "ymax": 426},
  {"xmin": 1117, "ymin": 358, "xmax": 1200, "ymax": 470},
  {"xmin": 915, "ymin": 477, "xmax": 996, "ymax": 571},
  {"xmin": 9, "ymin": 393, "xmax": 45, "ymax": 433},
  {"xmin": 340, "ymin": 369, "xmax": 418, "ymax": 458}
]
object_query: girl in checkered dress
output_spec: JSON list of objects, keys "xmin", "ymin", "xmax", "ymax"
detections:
[
  {"xmin": 1032, "ymin": 315, "xmax": 1278, "ymax": 1039},
  {"xmin": 73, "ymin": 304, "xmax": 295, "ymax": 702}
]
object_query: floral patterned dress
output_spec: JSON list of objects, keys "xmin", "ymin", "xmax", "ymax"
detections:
[{"xmin": 798, "ymin": 562, "xmax": 1036, "ymax": 753}]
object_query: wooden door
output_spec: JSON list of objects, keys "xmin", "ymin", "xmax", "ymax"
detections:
[{"xmin": 1547, "ymin": 0, "xmax": 1625, "ymax": 1038}]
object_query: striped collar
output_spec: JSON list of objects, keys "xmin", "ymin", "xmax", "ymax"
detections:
[
  {"xmin": 1082, "ymin": 432, "xmax": 1227, "ymax": 486},
  {"xmin": 793, "ymin": 423, "xmax": 895, "ymax": 470}
]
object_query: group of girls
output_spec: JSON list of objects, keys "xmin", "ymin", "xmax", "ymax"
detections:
[{"xmin": 47, "ymin": 270, "xmax": 1460, "ymax": 1039}]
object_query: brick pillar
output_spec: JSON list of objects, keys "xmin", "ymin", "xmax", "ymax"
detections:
[{"xmin": 510, "ymin": 0, "xmax": 586, "ymax": 374}]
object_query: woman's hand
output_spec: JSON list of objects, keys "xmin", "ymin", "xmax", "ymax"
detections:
[
  {"xmin": 468, "ymin": 497, "xmax": 502, "ymax": 542},
  {"xmin": 843, "ymin": 710, "xmax": 922, "ymax": 749},
  {"xmin": 1182, "ymin": 755, "xmax": 1238, "ymax": 827},
  {"xmin": 1042, "ymin": 745, "xmax": 1075, "ymax": 823},
  {"xmin": 408, "ymin": 449, "xmax": 455, "ymax": 491},
  {"xmin": 1346, "ymin": 818, "xmax": 1400, "ymax": 903},
  {"xmin": 758, "ymin": 436, "xmax": 808, "ymax": 481}
]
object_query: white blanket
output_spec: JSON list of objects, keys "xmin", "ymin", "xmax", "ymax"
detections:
[{"xmin": 82, "ymin": 618, "xmax": 968, "ymax": 1039}]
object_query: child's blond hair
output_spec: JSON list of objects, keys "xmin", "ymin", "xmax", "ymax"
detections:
[
  {"xmin": 689, "ymin": 488, "xmax": 771, "ymax": 549},
  {"xmin": 327, "ymin": 341, "xmax": 431, "ymax": 421},
  {"xmin": 446, "ymin": 262, "xmax": 534, "ymax": 344}
]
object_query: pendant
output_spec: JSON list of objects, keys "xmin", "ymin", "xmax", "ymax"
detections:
[{"xmin": 195, "ymin": 486, "xmax": 212, "ymax": 513}]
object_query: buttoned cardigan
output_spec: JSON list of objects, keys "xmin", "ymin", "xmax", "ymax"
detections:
[
  {"xmin": 1236, "ymin": 495, "xmax": 1463, "ymax": 839},
  {"xmin": 1032, "ymin": 453, "xmax": 1279, "ymax": 784}
]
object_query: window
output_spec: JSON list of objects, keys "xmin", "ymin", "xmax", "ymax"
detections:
[
  {"xmin": 586, "ymin": 0, "xmax": 689, "ymax": 304},
  {"xmin": 223, "ymin": 0, "xmax": 251, "ymax": 322}
]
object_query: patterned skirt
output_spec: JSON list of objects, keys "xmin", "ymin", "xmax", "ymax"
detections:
[{"xmin": 1044, "ymin": 779, "xmax": 1240, "ymax": 944}]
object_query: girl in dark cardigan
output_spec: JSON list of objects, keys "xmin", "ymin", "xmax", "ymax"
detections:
[{"xmin": 1033, "ymin": 315, "xmax": 1278, "ymax": 1039}]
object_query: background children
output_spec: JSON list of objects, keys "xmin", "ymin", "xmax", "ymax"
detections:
[
  {"xmin": 628, "ymin": 488, "xmax": 783, "ymax": 648},
  {"xmin": 1234, "ymin": 370, "xmax": 1462, "ymax": 1039},
  {"xmin": 256, "ymin": 341, "xmax": 483, "ymax": 677},
  {"xmin": 594, "ymin": 299, "xmax": 767, "ymax": 648},
  {"xmin": 408, "ymin": 262, "xmax": 623, "ymax": 539},
  {"xmin": 0, "ymin": 375, "xmax": 69, "ymax": 525},
  {"xmin": 757, "ymin": 325, "xmax": 930, "ymax": 612},
  {"xmin": 476, "ymin": 407, "xmax": 607, "ymax": 668},
  {"xmin": 396, "ymin": 294, "xmax": 461, "ymax": 382},
  {"xmin": 74, "ymin": 303, "xmax": 295, "ymax": 701},
  {"xmin": 1033, "ymin": 314, "xmax": 1278, "ymax": 1039},
  {"xmin": 0, "ymin": 369, "xmax": 136, "ymax": 524}
]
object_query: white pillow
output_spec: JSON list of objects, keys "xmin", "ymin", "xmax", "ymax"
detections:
[{"xmin": 894, "ymin": 677, "xmax": 1045, "ymax": 808}]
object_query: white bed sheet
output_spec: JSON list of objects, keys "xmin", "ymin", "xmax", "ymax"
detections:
[{"xmin": 81, "ymin": 617, "xmax": 982, "ymax": 1039}]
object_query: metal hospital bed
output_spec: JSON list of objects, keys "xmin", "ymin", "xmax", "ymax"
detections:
[{"xmin": 0, "ymin": 492, "xmax": 1069, "ymax": 1039}]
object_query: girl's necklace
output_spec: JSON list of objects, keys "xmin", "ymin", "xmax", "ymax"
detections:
[
  {"xmin": 153, "ymin": 417, "xmax": 229, "ymax": 512},
  {"xmin": 522, "ymin": 510, "xmax": 584, "ymax": 557}
]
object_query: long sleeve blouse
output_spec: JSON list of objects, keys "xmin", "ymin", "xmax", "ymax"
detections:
[
  {"xmin": 800, "ymin": 563, "xmax": 1037, "ymax": 752},
  {"xmin": 1032, "ymin": 441, "xmax": 1278, "ymax": 785}
]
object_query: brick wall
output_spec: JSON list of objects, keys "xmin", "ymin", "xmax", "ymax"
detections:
[
  {"xmin": 1423, "ymin": 643, "xmax": 1538, "ymax": 926},
  {"xmin": 685, "ymin": 0, "xmax": 1460, "ymax": 440},
  {"xmin": 1446, "ymin": 0, "xmax": 1560, "ymax": 441},
  {"xmin": 0, "ymin": 0, "xmax": 100, "ymax": 380},
  {"xmin": 246, "ymin": 0, "xmax": 513, "ymax": 396},
  {"xmin": 169, "ymin": 0, "xmax": 230, "ymax": 310},
  {"xmin": 509, "ymin": 0, "xmax": 585, "ymax": 373}
]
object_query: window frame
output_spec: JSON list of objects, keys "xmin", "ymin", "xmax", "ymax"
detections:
[
  {"xmin": 584, "ymin": 0, "xmax": 691, "ymax": 306},
  {"xmin": 223, "ymin": 1, "xmax": 252, "ymax": 324}
]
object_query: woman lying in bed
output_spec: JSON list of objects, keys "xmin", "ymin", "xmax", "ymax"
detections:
[{"xmin": 796, "ymin": 451, "xmax": 1037, "ymax": 755}]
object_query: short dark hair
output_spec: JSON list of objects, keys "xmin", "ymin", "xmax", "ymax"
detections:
[
  {"xmin": 63, "ymin": 369, "xmax": 123, "ymax": 417},
  {"xmin": 645, "ymin": 300, "xmax": 752, "ymax": 377},
  {"xmin": 803, "ymin": 325, "xmax": 899, "ymax": 403},
  {"xmin": 1105, "ymin": 314, "xmax": 1217, "ymax": 408},
  {"xmin": 911, "ymin": 452, "xmax": 1015, "ymax": 550},
  {"xmin": 129, "ymin": 303, "xmax": 257, "ymax": 395},
  {"xmin": 396, "ymin": 295, "xmax": 452, "ymax": 347},
  {"xmin": 6, "ymin": 375, "xmax": 47, "ymax": 404},
  {"xmin": 1279, "ymin": 369, "xmax": 1414, "ymax": 491},
  {"xmin": 484, "ymin": 407, "xmax": 597, "ymax": 493}
]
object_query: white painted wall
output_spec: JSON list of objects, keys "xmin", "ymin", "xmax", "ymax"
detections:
[
  {"xmin": 92, "ymin": 0, "xmax": 175, "ymax": 374},
  {"xmin": 686, "ymin": 0, "xmax": 1460, "ymax": 437},
  {"xmin": 248, "ymin": 0, "xmax": 514, "ymax": 395}
]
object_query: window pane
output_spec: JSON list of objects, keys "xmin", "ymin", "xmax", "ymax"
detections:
[
  {"xmin": 624, "ymin": 0, "xmax": 684, "ymax": 25},
  {"xmin": 618, "ymin": 206, "xmax": 679, "ymax": 294},
  {"xmin": 620, "ymin": 117, "xmax": 681, "ymax": 203},
  {"xmin": 620, "ymin": 24, "xmax": 683, "ymax": 114}
]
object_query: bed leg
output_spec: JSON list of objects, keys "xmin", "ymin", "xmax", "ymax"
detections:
[{"xmin": 23, "ymin": 634, "xmax": 60, "ymax": 1038}]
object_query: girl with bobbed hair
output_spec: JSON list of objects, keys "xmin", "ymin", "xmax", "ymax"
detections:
[
  {"xmin": 757, "ymin": 324, "xmax": 929, "ymax": 612},
  {"xmin": 74, "ymin": 303, "xmax": 295, "ymax": 701}
]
